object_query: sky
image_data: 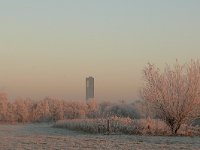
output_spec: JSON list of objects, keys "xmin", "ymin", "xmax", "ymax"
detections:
[{"xmin": 0, "ymin": 0, "xmax": 200, "ymax": 101}]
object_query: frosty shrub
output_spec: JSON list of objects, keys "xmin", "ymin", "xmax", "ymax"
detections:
[
  {"xmin": 53, "ymin": 117, "xmax": 174, "ymax": 135},
  {"xmin": 99, "ymin": 101, "xmax": 142, "ymax": 119},
  {"xmin": 53, "ymin": 117, "xmax": 134, "ymax": 134},
  {"xmin": 141, "ymin": 60, "xmax": 200, "ymax": 134}
]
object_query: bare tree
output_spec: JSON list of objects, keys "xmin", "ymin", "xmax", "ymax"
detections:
[{"xmin": 141, "ymin": 60, "xmax": 200, "ymax": 134}]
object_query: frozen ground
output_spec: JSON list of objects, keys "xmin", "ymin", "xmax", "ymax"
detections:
[{"xmin": 0, "ymin": 123, "xmax": 200, "ymax": 150}]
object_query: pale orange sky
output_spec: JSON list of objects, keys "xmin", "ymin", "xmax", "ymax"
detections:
[{"xmin": 0, "ymin": 1, "xmax": 200, "ymax": 101}]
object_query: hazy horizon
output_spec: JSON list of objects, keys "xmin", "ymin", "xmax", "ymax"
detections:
[{"xmin": 0, "ymin": 0, "xmax": 200, "ymax": 101}]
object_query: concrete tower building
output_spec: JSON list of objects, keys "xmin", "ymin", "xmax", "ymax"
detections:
[{"xmin": 86, "ymin": 76, "xmax": 94, "ymax": 100}]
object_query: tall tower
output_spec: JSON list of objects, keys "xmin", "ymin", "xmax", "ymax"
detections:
[{"xmin": 86, "ymin": 76, "xmax": 94, "ymax": 100}]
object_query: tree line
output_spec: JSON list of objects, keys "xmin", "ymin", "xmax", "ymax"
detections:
[{"xmin": 0, "ymin": 93, "xmax": 141, "ymax": 123}]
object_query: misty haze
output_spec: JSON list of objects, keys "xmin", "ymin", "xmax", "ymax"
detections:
[{"xmin": 1, "ymin": 1, "xmax": 200, "ymax": 150}]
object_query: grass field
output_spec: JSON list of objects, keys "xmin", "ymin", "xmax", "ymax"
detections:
[{"xmin": 0, "ymin": 123, "xmax": 200, "ymax": 150}]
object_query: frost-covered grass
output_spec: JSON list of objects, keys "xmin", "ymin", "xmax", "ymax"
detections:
[{"xmin": 1, "ymin": 123, "xmax": 200, "ymax": 149}]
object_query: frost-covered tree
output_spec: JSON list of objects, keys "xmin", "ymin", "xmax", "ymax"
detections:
[
  {"xmin": 64, "ymin": 101, "xmax": 87, "ymax": 119},
  {"xmin": 6, "ymin": 102, "xmax": 15, "ymax": 122},
  {"xmin": 13, "ymin": 99, "xmax": 29, "ymax": 123},
  {"xmin": 24, "ymin": 98, "xmax": 34, "ymax": 122},
  {"xmin": 46, "ymin": 98, "xmax": 64, "ymax": 121},
  {"xmin": 32, "ymin": 99, "xmax": 50, "ymax": 122},
  {"xmin": 86, "ymin": 99, "xmax": 99, "ymax": 118},
  {"xmin": 40, "ymin": 99, "xmax": 50, "ymax": 121},
  {"xmin": 0, "ymin": 92, "xmax": 8, "ymax": 121},
  {"xmin": 142, "ymin": 60, "xmax": 200, "ymax": 134}
]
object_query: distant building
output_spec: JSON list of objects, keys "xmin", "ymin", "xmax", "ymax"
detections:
[{"xmin": 86, "ymin": 76, "xmax": 94, "ymax": 100}]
